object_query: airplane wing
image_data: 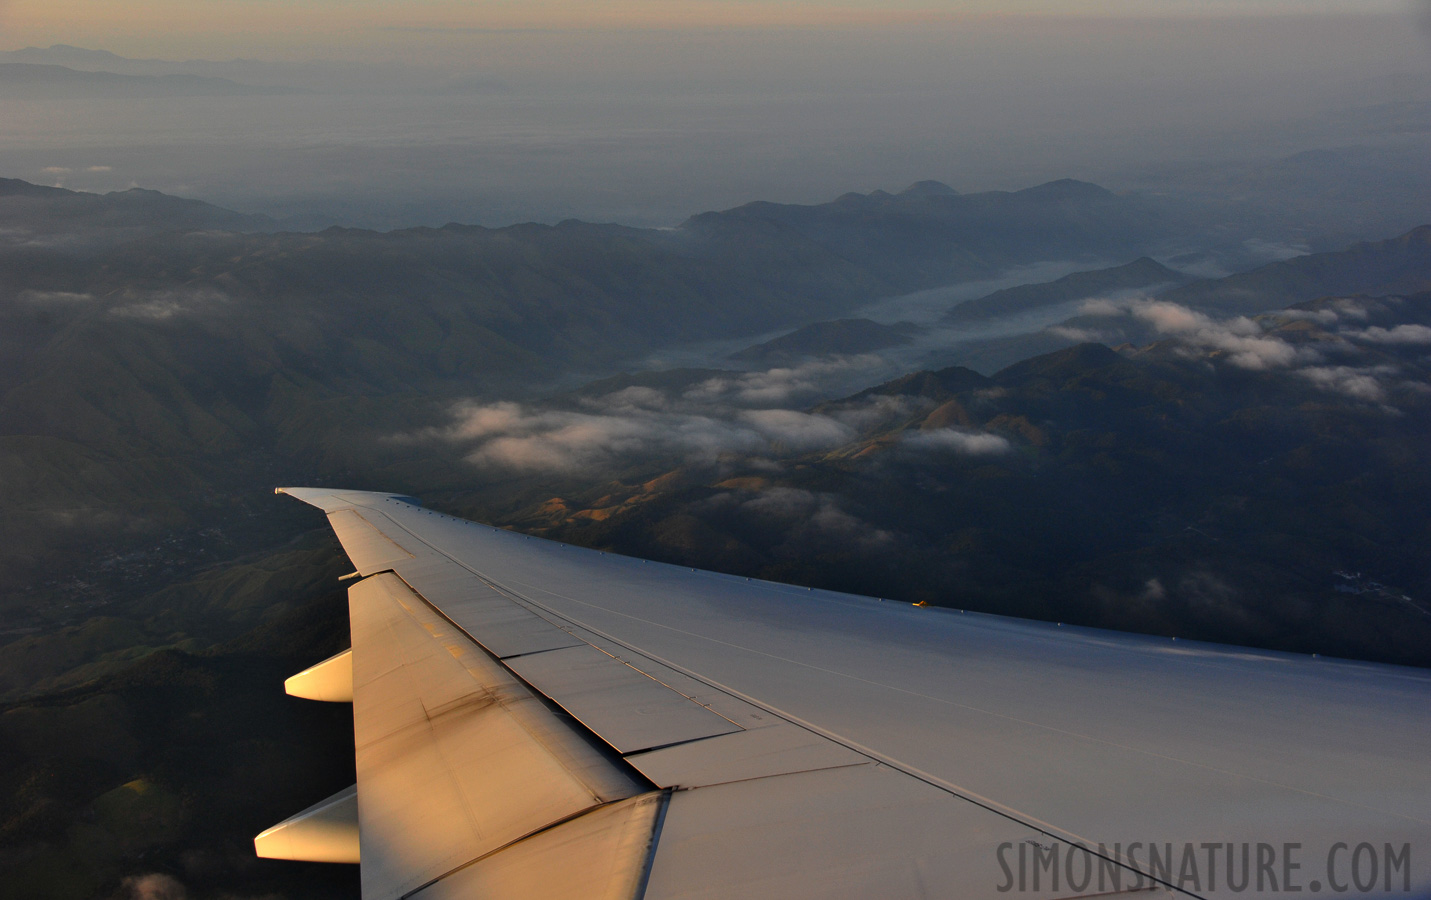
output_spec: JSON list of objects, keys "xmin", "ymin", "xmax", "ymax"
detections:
[{"xmin": 258, "ymin": 487, "xmax": 1431, "ymax": 899}]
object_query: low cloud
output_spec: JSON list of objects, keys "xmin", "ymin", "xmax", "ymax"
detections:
[
  {"xmin": 581, "ymin": 385, "xmax": 668, "ymax": 412},
  {"xmin": 1132, "ymin": 301, "xmax": 1300, "ymax": 370},
  {"xmin": 1325, "ymin": 298, "xmax": 1370, "ymax": 320},
  {"xmin": 1297, "ymin": 366, "xmax": 1393, "ymax": 403},
  {"xmin": 1351, "ymin": 323, "xmax": 1431, "ymax": 345},
  {"xmin": 1048, "ymin": 325, "xmax": 1107, "ymax": 342},
  {"xmin": 1084, "ymin": 299, "xmax": 1417, "ymax": 404},
  {"xmin": 1240, "ymin": 238, "xmax": 1310, "ymax": 263},
  {"xmin": 1079, "ymin": 297, "xmax": 1126, "ymax": 316},
  {"xmin": 1275, "ymin": 308, "xmax": 1341, "ymax": 325},
  {"xmin": 706, "ymin": 486, "xmax": 894, "ymax": 549},
  {"xmin": 425, "ymin": 397, "xmax": 856, "ymax": 473},
  {"xmin": 683, "ymin": 356, "xmax": 879, "ymax": 407},
  {"xmin": 415, "ymin": 293, "xmax": 1425, "ymax": 475},
  {"xmin": 112, "ymin": 299, "xmax": 190, "ymax": 320},
  {"xmin": 411, "ymin": 352, "xmax": 912, "ymax": 473},
  {"xmin": 18, "ymin": 289, "xmax": 94, "ymax": 304},
  {"xmin": 903, "ymin": 427, "xmax": 1011, "ymax": 455},
  {"xmin": 109, "ymin": 288, "xmax": 228, "ymax": 320},
  {"xmin": 454, "ymin": 403, "xmax": 762, "ymax": 472},
  {"xmin": 825, "ymin": 394, "xmax": 931, "ymax": 431},
  {"xmin": 738, "ymin": 408, "xmax": 854, "ymax": 450}
]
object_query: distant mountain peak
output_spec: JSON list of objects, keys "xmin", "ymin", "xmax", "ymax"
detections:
[
  {"xmin": 899, "ymin": 180, "xmax": 958, "ymax": 198},
  {"xmin": 1016, "ymin": 179, "xmax": 1115, "ymax": 201},
  {"xmin": 0, "ymin": 176, "xmax": 68, "ymax": 197},
  {"xmin": 40, "ymin": 44, "xmax": 125, "ymax": 59},
  {"xmin": 2, "ymin": 44, "xmax": 134, "ymax": 67},
  {"xmin": 842, "ymin": 365, "xmax": 991, "ymax": 404},
  {"xmin": 1119, "ymin": 256, "xmax": 1182, "ymax": 277},
  {"xmin": 0, "ymin": 176, "xmax": 285, "ymax": 234},
  {"xmin": 994, "ymin": 341, "xmax": 1123, "ymax": 382}
]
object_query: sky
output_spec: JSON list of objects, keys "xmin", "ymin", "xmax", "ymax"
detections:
[
  {"xmin": 0, "ymin": 1, "xmax": 1427, "ymax": 229},
  {"xmin": 0, "ymin": 1, "xmax": 1415, "ymax": 60}
]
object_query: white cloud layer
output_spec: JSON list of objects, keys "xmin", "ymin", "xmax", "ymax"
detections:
[
  {"xmin": 108, "ymin": 288, "xmax": 228, "ymax": 320},
  {"xmin": 1352, "ymin": 323, "xmax": 1431, "ymax": 345},
  {"xmin": 18, "ymin": 289, "xmax": 94, "ymax": 304},
  {"xmin": 419, "ymin": 296, "xmax": 1426, "ymax": 475},
  {"xmin": 431, "ymin": 396, "xmax": 858, "ymax": 473},
  {"xmin": 903, "ymin": 427, "xmax": 1011, "ymax": 455},
  {"xmin": 704, "ymin": 486, "xmax": 894, "ymax": 550},
  {"xmin": 1082, "ymin": 298, "xmax": 1428, "ymax": 404},
  {"xmin": 1297, "ymin": 365, "xmax": 1395, "ymax": 402},
  {"xmin": 682, "ymin": 357, "xmax": 880, "ymax": 407},
  {"xmin": 1130, "ymin": 301, "xmax": 1301, "ymax": 370},
  {"xmin": 411, "ymin": 351, "xmax": 921, "ymax": 473}
]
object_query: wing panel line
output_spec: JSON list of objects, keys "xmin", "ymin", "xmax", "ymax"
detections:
[
  {"xmin": 304, "ymin": 494, "xmax": 1196, "ymax": 895},
  {"xmin": 338, "ymin": 503, "xmax": 1093, "ymax": 837}
]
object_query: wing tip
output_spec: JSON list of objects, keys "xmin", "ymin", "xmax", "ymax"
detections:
[{"xmin": 274, "ymin": 487, "xmax": 424, "ymax": 511}]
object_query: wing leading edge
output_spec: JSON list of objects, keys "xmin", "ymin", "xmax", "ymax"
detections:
[{"xmin": 267, "ymin": 487, "xmax": 1431, "ymax": 899}]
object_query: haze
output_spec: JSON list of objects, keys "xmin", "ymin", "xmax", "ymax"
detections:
[{"xmin": 0, "ymin": 4, "xmax": 1427, "ymax": 229}]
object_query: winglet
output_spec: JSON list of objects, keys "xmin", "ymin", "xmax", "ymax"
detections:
[
  {"xmin": 255, "ymin": 783, "xmax": 359, "ymax": 863},
  {"xmin": 285, "ymin": 649, "xmax": 353, "ymax": 703}
]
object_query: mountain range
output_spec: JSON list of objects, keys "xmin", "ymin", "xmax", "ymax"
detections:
[
  {"xmin": 932, "ymin": 225, "xmax": 1431, "ymax": 374},
  {"xmin": 0, "ymin": 176, "xmax": 1183, "ymax": 617},
  {"xmin": 0, "ymin": 174, "xmax": 1428, "ymax": 899},
  {"xmin": 2, "ymin": 180, "xmax": 1428, "ymax": 631},
  {"xmin": 0, "ymin": 178, "xmax": 283, "ymax": 245},
  {"xmin": 514, "ymin": 293, "xmax": 1431, "ymax": 667}
]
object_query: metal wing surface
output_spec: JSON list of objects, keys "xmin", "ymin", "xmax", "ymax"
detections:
[{"xmin": 270, "ymin": 487, "xmax": 1431, "ymax": 900}]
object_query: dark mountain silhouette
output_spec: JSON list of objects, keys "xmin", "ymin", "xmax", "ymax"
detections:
[
  {"xmin": 681, "ymin": 178, "xmax": 1169, "ymax": 286},
  {"xmin": 1158, "ymin": 225, "xmax": 1431, "ymax": 314},
  {"xmin": 0, "ymin": 45, "xmax": 137, "ymax": 69},
  {"xmin": 0, "ymin": 178, "xmax": 282, "ymax": 243}
]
